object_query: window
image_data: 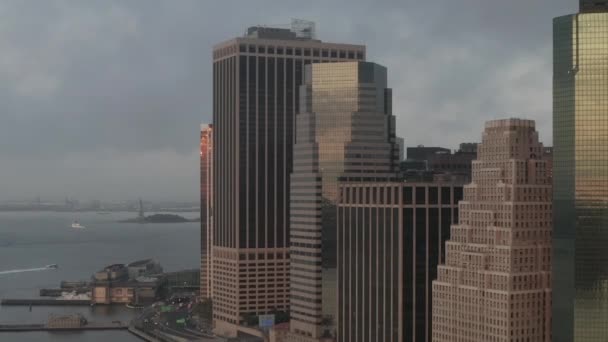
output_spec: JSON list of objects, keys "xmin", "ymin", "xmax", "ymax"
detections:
[
  {"xmin": 429, "ymin": 187, "xmax": 438, "ymax": 204},
  {"xmin": 403, "ymin": 187, "xmax": 413, "ymax": 204},
  {"xmin": 416, "ymin": 187, "xmax": 426, "ymax": 205}
]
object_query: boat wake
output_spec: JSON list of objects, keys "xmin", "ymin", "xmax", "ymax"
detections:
[{"xmin": 0, "ymin": 266, "xmax": 55, "ymax": 275}]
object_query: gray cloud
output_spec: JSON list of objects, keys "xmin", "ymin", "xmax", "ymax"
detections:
[{"xmin": 0, "ymin": 0, "xmax": 574, "ymax": 201}]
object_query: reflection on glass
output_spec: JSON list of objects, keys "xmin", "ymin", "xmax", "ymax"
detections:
[{"xmin": 553, "ymin": 11, "xmax": 608, "ymax": 342}]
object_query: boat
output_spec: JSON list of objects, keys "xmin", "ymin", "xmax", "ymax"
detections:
[
  {"xmin": 71, "ymin": 221, "xmax": 86, "ymax": 229},
  {"xmin": 46, "ymin": 264, "xmax": 59, "ymax": 269}
]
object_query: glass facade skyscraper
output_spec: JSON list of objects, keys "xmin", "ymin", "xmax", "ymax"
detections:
[
  {"xmin": 212, "ymin": 25, "xmax": 364, "ymax": 336},
  {"xmin": 288, "ymin": 62, "xmax": 398, "ymax": 340},
  {"xmin": 553, "ymin": 5, "xmax": 608, "ymax": 341}
]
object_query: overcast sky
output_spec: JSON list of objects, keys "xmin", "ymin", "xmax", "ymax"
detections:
[{"xmin": 0, "ymin": 0, "xmax": 577, "ymax": 202}]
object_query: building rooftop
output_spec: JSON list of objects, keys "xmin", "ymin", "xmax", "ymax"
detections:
[
  {"xmin": 245, "ymin": 19, "xmax": 316, "ymax": 41},
  {"xmin": 128, "ymin": 259, "xmax": 154, "ymax": 267},
  {"xmin": 102, "ymin": 264, "xmax": 126, "ymax": 272},
  {"xmin": 581, "ymin": 0, "xmax": 608, "ymax": 12}
]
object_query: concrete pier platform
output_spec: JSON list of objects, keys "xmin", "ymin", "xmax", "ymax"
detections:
[
  {"xmin": 1, "ymin": 299, "xmax": 90, "ymax": 306},
  {"xmin": 0, "ymin": 322, "xmax": 128, "ymax": 332}
]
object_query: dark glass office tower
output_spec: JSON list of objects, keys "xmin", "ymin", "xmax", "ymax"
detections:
[
  {"xmin": 288, "ymin": 62, "xmax": 398, "ymax": 340},
  {"xmin": 212, "ymin": 24, "xmax": 364, "ymax": 336},
  {"xmin": 553, "ymin": 2, "xmax": 608, "ymax": 341},
  {"xmin": 337, "ymin": 180, "xmax": 464, "ymax": 342}
]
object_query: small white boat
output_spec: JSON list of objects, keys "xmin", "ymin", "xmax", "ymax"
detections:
[
  {"xmin": 71, "ymin": 221, "xmax": 86, "ymax": 229},
  {"xmin": 46, "ymin": 264, "xmax": 59, "ymax": 269}
]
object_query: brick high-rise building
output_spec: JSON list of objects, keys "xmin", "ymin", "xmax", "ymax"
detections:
[
  {"xmin": 200, "ymin": 124, "xmax": 213, "ymax": 300},
  {"xmin": 211, "ymin": 22, "xmax": 364, "ymax": 336},
  {"xmin": 432, "ymin": 119, "xmax": 552, "ymax": 342}
]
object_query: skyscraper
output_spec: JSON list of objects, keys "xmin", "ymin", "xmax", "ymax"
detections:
[
  {"xmin": 337, "ymin": 179, "xmax": 464, "ymax": 342},
  {"xmin": 432, "ymin": 119, "xmax": 552, "ymax": 342},
  {"xmin": 200, "ymin": 124, "xmax": 213, "ymax": 300},
  {"xmin": 212, "ymin": 23, "xmax": 364, "ymax": 336},
  {"xmin": 288, "ymin": 62, "xmax": 398, "ymax": 341},
  {"xmin": 553, "ymin": 2, "xmax": 608, "ymax": 340}
]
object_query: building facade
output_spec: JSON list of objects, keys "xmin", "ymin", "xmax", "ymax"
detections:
[
  {"xmin": 432, "ymin": 119, "xmax": 552, "ymax": 342},
  {"xmin": 288, "ymin": 62, "xmax": 398, "ymax": 341},
  {"xmin": 200, "ymin": 124, "xmax": 213, "ymax": 300},
  {"xmin": 337, "ymin": 180, "xmax": 464, "ymax": 342},
  {"xmin": 553, "ymin": 3, "xmax": 608, "ymax": 340},
  {"xmin": 212, "ymin": 24, "xmax": 365, "ymax": 336},
  {"xmin": 427, "ymin": 145, "xmax": 477, "ymax": 182},
  {"xmin": 580, "ymin": 0, "xmax": 608, "ymax": 12}
]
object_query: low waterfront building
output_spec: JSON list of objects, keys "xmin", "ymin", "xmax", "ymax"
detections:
[
  {"xmin": 93, "ymin": 264, "xmax": 128, "ymax": 282},
  {"xmin": 163, "ymin": 269, "xmax": 200, "ymax": 293},
  {"xmin": 127, "ymin": 259, "xmax": 163, "ymax": 279},
  {"xmin": 46, "ymin": 314, "xmax": 87, "ymax": 329},
  {"xmin": 91, "ymin": 262, "xmax": 161, "ymax": 305},
  {"xmin": 91, "ymin": 279, "xmax": 159, "ymax": 305}
]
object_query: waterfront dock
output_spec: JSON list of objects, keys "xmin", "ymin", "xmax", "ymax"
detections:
[
  {"xmin": 1, "ymin": 299, "xmax": 90, "ymax": 306},
  {"xmin": 0, "ymin": 322, "xmax": 128, "ymax": 332}
]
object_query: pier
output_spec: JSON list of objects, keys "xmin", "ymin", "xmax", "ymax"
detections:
[
  {"xmin": 1, "ymin": 299, "xmax": 90, "ymax": 306},
  {"xmin": 0, "ymin": 323, "xmax": 128, "ymax": 332}
]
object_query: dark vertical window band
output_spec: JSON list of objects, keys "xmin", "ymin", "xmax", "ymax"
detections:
[
  {"xmin": 403, "ymin": 207, "xmax": 414, "ymax": 340},
  {"xmin": 428, "ymin": 207, "xmax": 439, "ymax": 341},
  {"xmin": 337, "ymin": 184, "xmax": 463, "ymax": 342},
  {"xmin": 247, "ymin": 55, "xmax": 257, "ymax": 248},
  {"xmin": 239, "ymin": 56, "xmax": 248, "ymax": 249},
  {"xmin": 415, "ymin": 207, "xmax": 426, "ymax": 342},
  {"xmin": 267, "ymin": 57, "xmax": 276, "ymax": 249},
  {"xmin": 257, "ymin": 56, "xmax": 266, "ymax": 248}
]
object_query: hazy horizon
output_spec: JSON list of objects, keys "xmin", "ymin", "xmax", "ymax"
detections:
[{"xmin": 0, "ymin": 0, "xmax": 576, "ymax": 201}]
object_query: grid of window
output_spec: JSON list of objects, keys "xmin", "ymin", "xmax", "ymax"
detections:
[
  {"xmin": 337, "ymin": 182, "xmax": 463, "ymax": 342},
  {"xmin": 212, "ymin": 35, "xmax": 365, "ymax": 329},
  {"xmin": 290, "ymin": 62, "xmax": 398, "ymax": 339},
  {"xmin": 553, "ymin": 12, "xmax": 608, "ymax": 342},
  {"xmin": 432, "ymin": 119, "xmax": 552, "ymax": 342}
]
